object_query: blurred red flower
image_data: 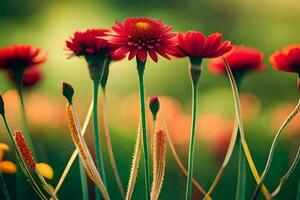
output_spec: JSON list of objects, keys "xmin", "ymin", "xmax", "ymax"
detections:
[
  {"xmin": 105, "ymin": 17, "xmax": 178, "ymax": 62},
  {"xmin": 269, "ymin": 44, "xmax": 300, "ymax": 73},
  {"xmin": 8, "ymin": 67, "xmax": 42, "ymax": 87},
  {"xmin": 174, "ymin": 31, "xmax": 232, "ymax": 59},
  {"xmin": 208, "ymin": 45, "xmax": 264, "ymax": 75},
  {"xmin": 0, "ymin": 45, "xmax": 46, "ymax": 73},
  {"xmin": 66, "ymin": 29, "xmax": 124, "ymax": 60}
]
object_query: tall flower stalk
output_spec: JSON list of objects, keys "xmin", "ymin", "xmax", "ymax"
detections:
[
  {"xmin": 172, "ymin": 31, "xmax": 232, "ymax": 200},
  {"xmin": 185, "ymin": 59, "xmax": 202, "ymax": 200},
  {"xmin": 136, "ymin": 58, "xmax": 151, "ymax": 200},
  {"xmin": 105, "ymin": 17, "xmax": 179, "ymax": 199}
]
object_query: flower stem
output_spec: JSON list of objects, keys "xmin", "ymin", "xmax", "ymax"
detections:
[
  {"xmin": 93, "ymin": 79, "xmax": 107, "ymax": 199},
  {"xmin": 136, "ymin": 58, "xmax": 151, "ymax": 200},
  {"xmin": 79, "ymin": 159, "xmax": 89, "ymax": 200},
  {"xmin": 185, "ymin": 66, "xmax": 201, "ymax": 200},
  {"xmin": 235, "ymin": 80, "xmax": 246, "ymax": 200}
]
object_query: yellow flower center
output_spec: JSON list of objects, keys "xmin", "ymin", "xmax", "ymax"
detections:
[{"xmin": 135, "ymin": 22, "xmax": 150, "ymax": 30}]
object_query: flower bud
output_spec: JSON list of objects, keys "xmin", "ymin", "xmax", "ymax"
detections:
[
  {"xmin": 0, "ymin": 95, "xmax": 5, "ymax": 117},
  {"xmin": 149, "ymin": 96, "xmax": 160, "ymax": 120},
  {"xmin": 62, "ymin": 82, "xmax": 74, "ymax": 104}
]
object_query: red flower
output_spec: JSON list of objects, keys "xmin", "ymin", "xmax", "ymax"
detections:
[
  {"xmin": 0, "ymin": 45, "xmax": 46, "ymax": 72},
  {"xmin": 105, "ymin": 17, "xmax": 178, "ymax": 62},
  {"xmin": 208, "ymin": 45, "xmax": 264, "ymax": 75},
  {"xmin": 8, "ymin": 67, "xmax": 42, "ymax": 87},
  {"xmin": 66, "ymin": 29, "xmax": 123, "ymax": 60},
  {"xmin": 269, "ymin": 44, "xmax": 300, "ymax": 73},
  {"xmin": 174, "ymin": 31, "xmax": 232, "ymax": 59}
]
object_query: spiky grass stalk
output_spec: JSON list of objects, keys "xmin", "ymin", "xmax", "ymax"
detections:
[
  {"xmin": 186, "ymin": 64, "xmax": 201, "ymax": 200},
  {"xmin": 54, "ymin": 100, "xmax": 93, "ymax": 195},
  {"xmin": 151, "ymin": 130, "xmax": 166, "ymax": 200},
  {"xmin": 204, "ymin": 120, "xmax": 239, "ymax": 199},
  {"xmin": 271, "ymin": 146, "xmax": 300, "ymax": 197},
  {"xmin": 101, "ymin": 91, "xmax": 125, "ymax": 197},
  {"xmin": 66, "ymin": 104, "xmax": 110, "ymax": 200},
  {"xmin": 0, "ymin": 96, "xmax": 47, "ymax": 200},
  {"xmin": 251, "ymin": 99, "xmax": 300, "ymax": 200},
  {"xmin": 223, "ymin": 58, "xmax": 272, "ymax": 200},
  {"xmin": 0, "ymin": 169, "xmax": 11, "ymax": 200},
  {"xmin": 14, "ymin": 130, "xmax": 58, "ymax": 200},
  {"xmin": 160, "ymin": 111, "xmax": 210, "ymax": 199},
  {"xmin": 136, "ymin": 58, "xmax": 150, "ymax": 200},
  {"xmin": 125, "ymin": 124, "xmax": 142, "ymax": 200}
]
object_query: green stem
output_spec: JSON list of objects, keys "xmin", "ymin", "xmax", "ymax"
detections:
[
  {"xmin": 137, "ymin": 59, "xmax": 151, "ymax": 200},
  {"xmin": 236, "ymin": 133, "xmax": 246, "ymax": 200},
  {"xmin": 78, "ymin": 158, "xmax": 89, "ymax": 200},
  {"xmin": 0, "ymin": 170, "xmax": 11, "ymax": 200},
  {"xmin": 235, "ymin": 81, "xmax": 246, "ymax": 200},
  {"xmin": 15, "ymin": 80, "xmax": 36, "ymax": 157},
  {"xmin": 185, "ymin": 66, "xmax": 201, "ymax": 200},
  {"xmin": 93, "ymin": 79, "xmax": 107, "ymax": 200},
  {"xmin": 297, "ymin": 177, "xmax": 300, "ymax": 200}
]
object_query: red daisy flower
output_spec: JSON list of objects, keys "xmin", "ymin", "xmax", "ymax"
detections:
[
  {"xmin": 208, "ymin": 45, "xmax": 264, "ymax": 75},
  {"xmin": 105, "ymin": 17, "xmax": 178, "ymax": 63},
  {"xmin": 0, "ymin": 45, "xmax": 46, "ymax": 73},
  {"xmin": 269, "ymin": 44, "xmax": 300, "ymax": 74},
  {"xmin": 174, "ymin": 31, "xmax": 233, "ymax": 60},
  {"xmin": 66, "ymin": 29, "xmax": 124, "ymax": 61}
]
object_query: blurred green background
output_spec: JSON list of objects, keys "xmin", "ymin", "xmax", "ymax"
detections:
[{"xmin": 0, "ymin": 0, "xmax": 300, "ymax": 199}]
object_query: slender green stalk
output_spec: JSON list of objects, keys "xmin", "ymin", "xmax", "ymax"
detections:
[
  {"xmin": 79, "ymin": 159, "xmax": 89, "ymax": 200},
  {"xmin": 0, "ymin": 170, "xmax": 11, "ymax": 200},
  {"xmin": 93, "ymin": 79, "xmax": 107, "ymax": 200},
  {"xmin": 15, "ymin": 80, "xmax": 37, "ymax": 200},
  {"xmin": 102, "ymin": 91, "xmax": 125, "ymax": 198},
  {"xmin": 136, "ymin": 58, "xmax": 150, "ymax": 200},
  {"xmin": 271, "ymin": 146, "xmax": 300, "ymax": 197},
  {"xmin": 235, "ymin": 80, "xmax": 246, "ymax": 200},
  {"xmin": 186, "ymin": 64, "xmax": 201, "ymax": 200},
  {"xmin": 236, "ymin": 133, "xmax": 246, "ymax": 200},
  {"xmin": 297, "ymin": 177, "xmax": 300, "ymax": 200},
  {"xmin": 251, "ymin": 99, "xmax": 300, "ymax": 200}
]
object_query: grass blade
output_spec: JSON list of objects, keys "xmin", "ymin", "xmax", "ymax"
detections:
[
  {"xmin": 223, "ymin": 58, "xmax": 272, "ymax": 200},
  {"xmin": 125, "ymin": 124, "xmax": 142, "ymax": 200},
  {"xmin": 271, "ymin": 146, "xmax": 300, "ymax": 197},
  {"xmin": 251, "ymin": 99, "xmax": 300, "ymax": 200}
]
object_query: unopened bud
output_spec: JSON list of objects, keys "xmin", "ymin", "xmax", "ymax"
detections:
[{"xmin": 149, "ymin": 96, "xmax": 160, "ymax": 120}]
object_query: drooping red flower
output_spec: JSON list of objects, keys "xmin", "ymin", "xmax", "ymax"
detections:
[
  {"xmin": 174, "ymin": 31, "xmax": 232, "ymax": 60},
  {"xmin": 208, "ymin": 45, "xmax": 264, "ymax": 75},
  {"xmin": 105, "ymin": 17, "xmax": 178, "ymax": 62},
  {"xmin": 0, "ymin": 45, "xmax": 46, "ymax": 73},
  {"xmin": 269, "ymin": 44, "xmax": 300, "ymax": 74},
  {"xmin": 66, "ymin": 29, "xmax": 124, "ymax": 61}
]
